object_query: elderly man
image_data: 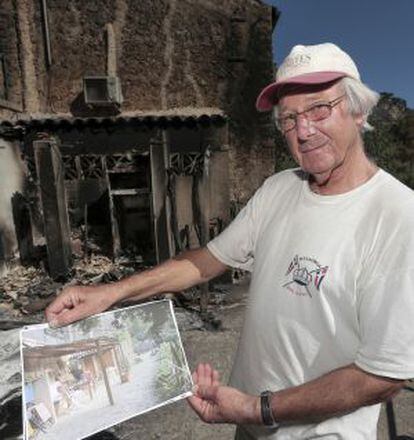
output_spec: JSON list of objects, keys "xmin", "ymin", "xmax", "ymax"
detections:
[{"xmin": 46, "ymin": 43, "xmax": 414, "ymax": 439}]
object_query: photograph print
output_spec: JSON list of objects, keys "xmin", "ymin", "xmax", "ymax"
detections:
[{"xmin": 21, "ymin": 299, "xmax": 193, "ymax": 440}]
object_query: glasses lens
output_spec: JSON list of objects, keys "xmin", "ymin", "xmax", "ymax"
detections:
[
  {"xmin": 279, "ymin": 116, "xmax": 295, "ymax": 132},
  {"xmin": 306, "ymin": 103, "xmax": 331, "ymax": 121}
]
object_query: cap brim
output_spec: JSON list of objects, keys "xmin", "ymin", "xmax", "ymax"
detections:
[{"xmin": 255, "ymin": 71, "xmax": 348, "ymax": 112}]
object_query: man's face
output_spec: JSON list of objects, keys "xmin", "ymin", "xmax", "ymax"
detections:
[{"xmin": 278, "ymin": 83, "xmax": 363, "ymax": 177}]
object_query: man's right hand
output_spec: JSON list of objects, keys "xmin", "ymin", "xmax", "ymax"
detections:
[{"xmin": 45, "ymin": 284, "xmax": 117, "ymax": 327}]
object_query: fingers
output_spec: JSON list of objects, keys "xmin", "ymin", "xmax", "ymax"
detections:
[
  {"xmin": 195, "ymin": 363, "xmax": 220, "ymax": 384},
  {"xmin": 45, "ymin": 295, "xmax": 70, "ymax": 321},
  {"xmin": 192, "ymin": 363, "xmax": 220, "ymax": 397},
  {"xmin": 188, "ymin": 363, "xmax": 222, "ymax": 423},
  {"xmin": 188, "ymin": 365, "xmax": 213, "ymax": 420},
  {"xmin": 191, "ymin": 370, "xmax": 199, "ymax": 393},
  {"xmin": 197, "ymin": 363, "xmax": 209, "ymax": 389},
  {"xmin": 212, "ymin": 368, "xmax": 220, "ymax": 387},
  {"xmin": 45, "ymin": 301, "xmax": 70, "ymax": 328},
  {"xmin": 187, "ymin": 392, "xmax": 202, "ymax": 412},
  {"xmin": 45, "ymin": 288, "xmax": 86, "ymax": 327},
  {"xmin": 49, "ymin": 305, "xmax": 90, "ymax": 328}
]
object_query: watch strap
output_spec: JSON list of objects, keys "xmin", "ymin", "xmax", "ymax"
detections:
[{"xmin": 260, "ymin": 390, "xmax": 278, "ymax": 427}]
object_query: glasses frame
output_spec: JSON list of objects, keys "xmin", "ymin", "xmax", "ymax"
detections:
[{"xmin": 277, "ymin": 93, "xmax": 346, "ymax": 133}]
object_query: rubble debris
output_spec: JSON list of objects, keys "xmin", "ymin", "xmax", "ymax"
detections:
[
  {"xmin": 0, "ymin": 231, "xmax": 241, "ymax": 329},
  {"xmin": 0, "ymin": 251, "xmax": 148, "ymax": 326},
  {"xmin": 0, "ymin": 328, "xmax": 22, "ymax": 440},
  {"xmin": 11, "ymin": 192, "xmax": 35, "ymax": 266}
]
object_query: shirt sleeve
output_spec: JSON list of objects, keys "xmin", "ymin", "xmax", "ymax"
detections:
[
  {"xmin": 355, "ymin": 223, "xmax": 414, "ymax": 379},
  {"xmin": 207, "ymin": 181, "xmax": 269, "ymax": 272}
]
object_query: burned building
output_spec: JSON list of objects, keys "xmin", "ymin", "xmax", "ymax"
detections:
[{"xmin": 0, "ymin": 0, "xmax": 279, "ymax": 277}]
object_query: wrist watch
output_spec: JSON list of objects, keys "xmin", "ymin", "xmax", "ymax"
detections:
[{"xmin": 260, "ymin": 390, "xmax": 279, "ymax": 428}]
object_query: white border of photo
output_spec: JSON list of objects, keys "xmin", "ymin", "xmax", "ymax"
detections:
[{"xmin": 20, "ymin": 299, "xmax": 193, "ymax": 440}]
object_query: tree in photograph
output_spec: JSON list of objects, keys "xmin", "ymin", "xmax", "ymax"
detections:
[{"xmin": 154, "ymin": 340, "xmax": 190, "ymax": 401}]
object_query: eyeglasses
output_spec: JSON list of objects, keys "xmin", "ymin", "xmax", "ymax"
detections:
[{"xmin": 277, "ymin": 94, "xmax": 346, "ymax": 133}]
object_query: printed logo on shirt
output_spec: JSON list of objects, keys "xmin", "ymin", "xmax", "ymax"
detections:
[{"xmin": 282, "ymin": 255, "xmax": 328, "ymax": 297}]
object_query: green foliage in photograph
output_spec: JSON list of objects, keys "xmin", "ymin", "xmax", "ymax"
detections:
[{"xmin": 155, "ymin": 341, "xmax": 191, "ymax": 401}]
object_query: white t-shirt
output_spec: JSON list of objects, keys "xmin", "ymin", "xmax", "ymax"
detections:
[{"xmin": 207, "ymin": 168, "xmax": 414, "ymax": 440}]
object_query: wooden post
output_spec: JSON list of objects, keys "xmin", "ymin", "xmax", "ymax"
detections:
[
  {"xmin": 112, "ymin": 346, "xmax": 127, "ymax": 383},
  {"xmin": 198, "ymin": 147, "xmax": 212, "ymax": 317},
  {"xmin": 150, "ymin": 131, "xmax": 173, "ymax": 264},
  {"xmin": 11, "ymin": 192, "xmax": 34, "ymax": 265},
  {"xmin": 95, "ymin": 341, "xmax": 114, "ymax": 406},
  {"xmin": 199, "ymin": 123, "xmax": 231, "ymax": 313},
  {"xmin": 205, "ymin": 146, "xmax": 232, "ymax": 285},
  {"xmin": 33, "ymin": 140, "xmax": 72, "ymax": 279},
  {"xmin": 83, "ymin": 203, "xmax": 89, "ymax": 262},
  {"xmin": 202, "ymin": 124, "xmax": 230, "ymax": 222},
  {"xmin": 103, "ymin": 157, "xmax": 121, "ymax": 259}
]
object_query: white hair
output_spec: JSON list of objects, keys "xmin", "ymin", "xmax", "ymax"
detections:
[
  {"xmin": 273, "ymin": 77, "xmax": 380, "ymax": 132},
  {"xmin": 339, "ymin": 77, "xmax": 379, "ymax": 131}
]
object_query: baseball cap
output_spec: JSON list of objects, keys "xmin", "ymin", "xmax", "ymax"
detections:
[{"xmin": 256, "ymin": 43, "xmax": 361, "ymax": 111}]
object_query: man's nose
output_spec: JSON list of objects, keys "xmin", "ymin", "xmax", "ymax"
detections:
[{"xmin": 295, "ymin": 115, "xmax": 316, "ymax": 139}]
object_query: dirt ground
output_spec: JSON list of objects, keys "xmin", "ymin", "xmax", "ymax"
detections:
[{"xmin": 105, "ymin": 281, "xmax": 414, "ymax": 440}]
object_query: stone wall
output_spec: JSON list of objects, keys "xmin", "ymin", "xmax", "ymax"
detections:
[
  {"xmin": 0, "ymin": 0, "xmax": 277, "ymax": 205},
  {"xmin": 0, "ymin": 0, "xmax": 24, "ymax": 111}
]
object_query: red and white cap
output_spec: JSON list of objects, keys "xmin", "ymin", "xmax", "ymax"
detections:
[{"xmin": 256, "ymin": 43, "xmax": 361, "ymax": 111}]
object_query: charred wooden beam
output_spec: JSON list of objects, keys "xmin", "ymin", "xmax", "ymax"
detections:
[
  {"xmin": 199, "ymin": 124, "xmax": 231, "ymax": 313},
  {"xmin": 33, "ymin": 140, "xmax": 72, "ymax": 279},
  {"xmin": 197, "ymin": 148, "xmax": 211, "ymax": 317},
  {"xmin": 150, "ymin": 131, "xmax": 173, "ymax": 264},
  {"xmin": 11, "ymin": 192, "xmax": 34, "ymax": 266},
  {"xmin": 103, "ymin": 156, "xmax": 121, "ymax": 259}
]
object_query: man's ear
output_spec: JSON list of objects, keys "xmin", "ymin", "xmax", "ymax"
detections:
[{"xmin": 354, "ymin": 113, "xmax": 365, "ymax": 129}]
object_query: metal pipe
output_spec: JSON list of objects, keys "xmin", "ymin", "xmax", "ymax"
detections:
[{"xmin": 41, "ymin": 0, "xmax": 52, "ymax": 68}]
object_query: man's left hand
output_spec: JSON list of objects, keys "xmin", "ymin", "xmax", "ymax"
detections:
[{"xmin": 187, "ymin": 363, "xmax": 261, "ymax": 425}]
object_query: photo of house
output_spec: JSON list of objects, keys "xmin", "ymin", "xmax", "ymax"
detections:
[{"xmin": 21, "ymin": 300, "xmax": 192, "ymax": 440}]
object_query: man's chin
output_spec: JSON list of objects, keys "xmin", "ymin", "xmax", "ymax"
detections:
[{"xmin": 301, "ymin": 163, "xmax": 333, "ymax": 177}]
